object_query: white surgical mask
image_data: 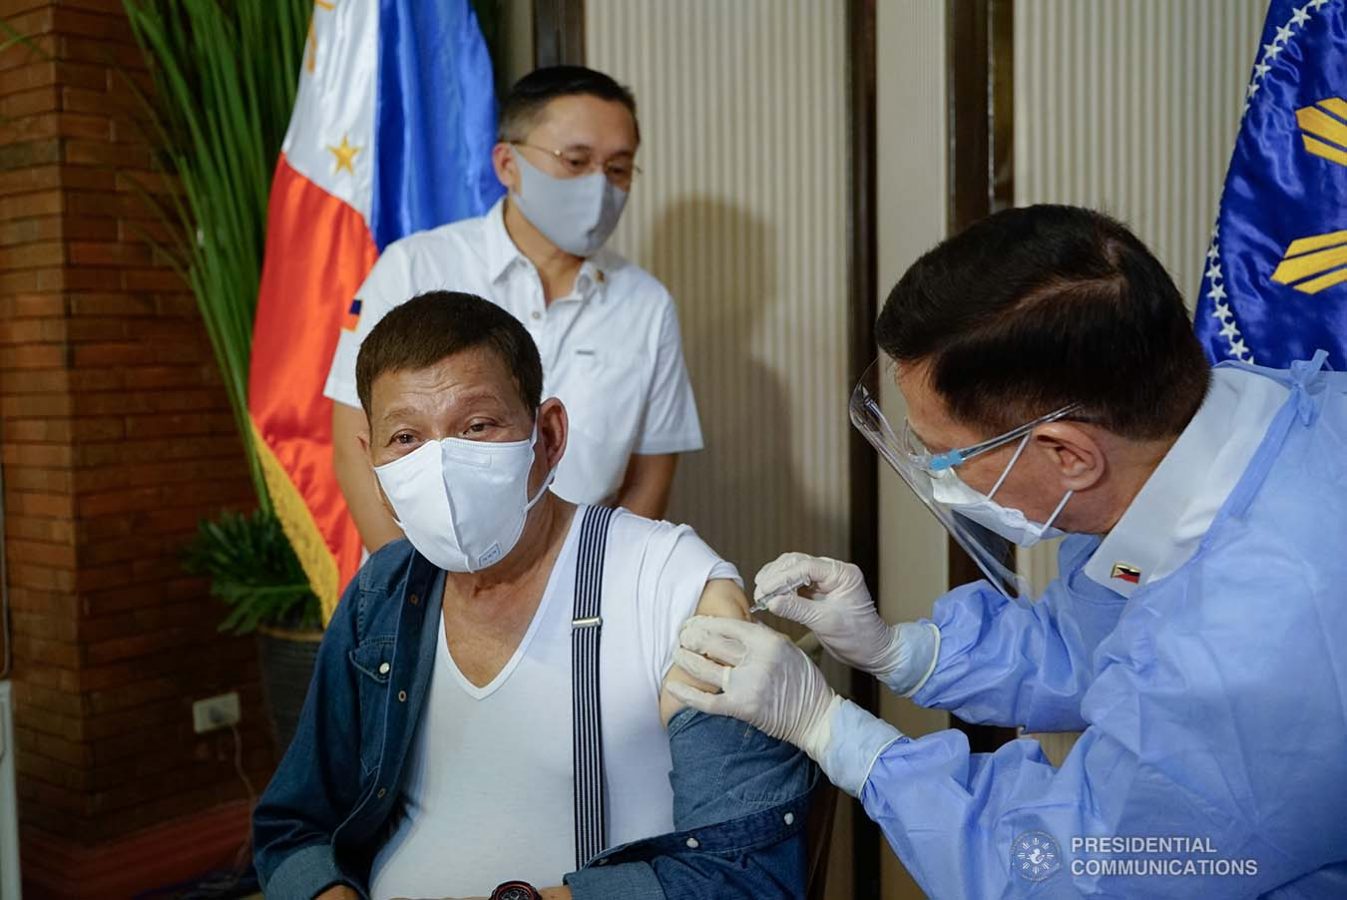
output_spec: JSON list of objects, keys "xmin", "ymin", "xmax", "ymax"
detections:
[
  {"xmin": 373, "ymin": 423, "xmax": 554, "ymax": 572},
  {"xmin": 929, "ymin": 435, "xmax": 1071, "ymax": 548},
  {"xmin": 511, "ymin": 151, "xmax": 628, "ymax": 257}
]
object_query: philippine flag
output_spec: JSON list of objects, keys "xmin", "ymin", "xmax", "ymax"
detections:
[{"xmin": 248, "ymin": 0, "xmax": 503, "ymax": 620}]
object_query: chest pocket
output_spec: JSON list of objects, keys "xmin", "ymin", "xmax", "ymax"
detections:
[
  {"xmin": 553, "ymin": 348, "xmax": 650, "ymax": 502},
  {"xmin": 348, "ymin": 637, "xmax": 396, "ymax": 776}
]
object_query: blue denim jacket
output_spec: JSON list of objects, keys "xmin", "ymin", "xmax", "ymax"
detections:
[{"xmin": 253, "ymin": 538, "xmax": 819, "ymax": 900}]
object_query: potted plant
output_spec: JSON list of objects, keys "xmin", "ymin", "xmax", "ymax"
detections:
[{"xmin": 123, "ymin": 0, "xmax": 319, "ymax": 751}]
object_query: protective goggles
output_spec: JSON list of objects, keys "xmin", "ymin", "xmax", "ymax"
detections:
[{"xmin": 849, "ymin": 358, "xmax": 1079, "ymax": 600}]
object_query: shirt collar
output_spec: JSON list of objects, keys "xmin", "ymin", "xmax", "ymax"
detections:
[
  {"xmin": 1082, "ymin": 367, "xmax": 1289, "ymax": 598},
  {"xmin": 483, "ymin": 197, "xmax": 609, "ymax": 301}
]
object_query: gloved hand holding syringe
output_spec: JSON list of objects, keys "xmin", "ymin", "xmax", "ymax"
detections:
[
  {"xmin": 749, "ymin": 576, "xmax": 811, "ymax": 614},
  {"xmin": 748, "ymin": 553, "xmax": 940, "ymax": 697}
]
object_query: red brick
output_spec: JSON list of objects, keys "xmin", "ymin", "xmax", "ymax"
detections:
[
  {"xmin": 50, "ymin": 0, "xmax": 130, "ymax": 15},
  {"xmin": 0, "ymin": 188, "xmax": 62, "ymax": 218},
  {"xmin": 59, "ymin": 315, "xmax": 126, "ymax": 341},
  {"xmin": 12, "ymin": 631, "xmax": 80, "ymax": 668},
  {"xmin": 14, "ymin": 727, "xmax": 92, "ymax": 770},
  {"xmin": 0, "ymin": 215, "xmax": 60, "ymax": 245},
  {"xmin": 0, "ymin": 85, "xmax": 59, "ymax": 118},
  {"xmin": 67, "ymin": 240, "xmax": 150, "ymax": 267},
  {"xmin": 75, "ymin": 485, "xmax": 158, "ymax": 518},
  {"xmin": 16, "ymin": 752, "xmax": 90, "ymax": 793},
  {"xmin": 0, "ymin": 7, "xmax": 54, "ymax": 41},
  {"xmin": 7, "ymin": 492, "xmax": 73, "ymax": 518},
  {"xmin": 3, "ymin": 467, "xmax": 73, "ymax": 493},
  {"xmin": 0, "ymin": 344, "xmax": 66, "ymax": 370},
  {"xmin": 5, "ymin": 515, "xmax": 74, "ymax": 544},
  {"xmin": 50, "ymin": 8, "xmax": 136, "ymax": 45},
  {"xmin": 0, "ymin": 318, "xmax": 47, "ymax": 343},
  {"xmin": 66, "ymin": 138, "xmax": 149, "ymax": 167},
  {"xmin": 8, "ymin": 537, "xmax": 75, "ymax": 568},
  {"xmin": 121, "ymin": 366, "xmax": 201, "ymax": 390},
  {"xmin": 83, "ymin": 628, "xmax": 195, "ymax": 666},
  {"xmin": 75, "ymin": 435, "xmax": 238, "ymax": 468},
  {"xmin": 2, "ymin": 417, "xmax": 93, "ymax": 442},
  {"xmin": 68, "ymin": 341, "xmax": 147, "ymax": 367},
  {"xmin": 62, "ymin": 214, "xmax": 118, "ymax": 241},
  {"xmin": 62, "ymin": 188, "xmax": 118, "ymax": 217},
  {"xmin": 0, "ymin": 59, "xmax": 54, "ymax": 89},
  {"xmin": 67, "ymin": 292, "xmax": 153, "ymax": 317},
  {"xmin": 0, "ymin": 239, "xmax": 63, "ymax": 268},
  {"xmin": 8, "ymin": 617, "xmax": 79, "ymax": 653},
  {"xmin": 9, "ymin": 560, "xmax": 76, "ymax": 591},
  {"xmin": 120, "ymin": 267, "xmax": 184, "ymax": 292},
  {"xmin": 0, "ymin": 393, "xmax": 74, "ymax": 418},
  {"xmin": 0, "ymin": 111, "xmax": 109, "ymax": 142},
  {"xmin": 66, "ymin": 367, "xmax": 122, "ymax": 391},
  {"xmin": 13, "ymin": 699, "xmax": 84, "ymax": 741},
  {"xmin": 37, "ymin": 264, "xmax": 119, "ymax": 291},
  {"xmin": 57, "ymin": 164, "xmax": 116, "ymax": 192},
  {"xmin": 0, "ymin": 162, "xmax": 61, "ymax": 193},
  {"xmin": 150, "ymin": 294, "xmax": 204, "ymax": 319},
  {"xmin": 0, "ymin": 293, "xmax": 64, "ymax": 317}
]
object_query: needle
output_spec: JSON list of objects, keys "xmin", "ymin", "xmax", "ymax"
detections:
[{"xmin": 750, "ymin": 576, "xmax": 810, "ymax": 614}]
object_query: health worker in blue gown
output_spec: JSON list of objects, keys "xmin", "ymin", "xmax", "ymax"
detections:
[{"xmin": 667, "ymin": 205, "xmax": 1347, "ymax": 898}]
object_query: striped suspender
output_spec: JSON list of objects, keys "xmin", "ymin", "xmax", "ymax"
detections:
[{"xmin": 572, "ymin": 505, "xmax": 613, "ymax": 869}]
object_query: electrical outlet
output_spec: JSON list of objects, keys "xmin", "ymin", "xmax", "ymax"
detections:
[{"xmin": 192, "ymin": 692, "xmax": 241, "ymax": 734}]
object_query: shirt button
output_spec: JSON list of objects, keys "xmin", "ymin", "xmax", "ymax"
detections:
[
  {"xmin": 378, "ymin": 662, "xmax": 390, "ymax": 675},
  {"xmin": 376, "ymin": 787, "xmax": 387, "ymax": 798},
  {"xmin": 685, "ymin": 837, "xmax": 699, "ymax": 849},
  {"xmin": 531, "ymin": 311, "xmax": 542, "ymax": 320},
  {"xmin": 409, "ymin": 593, "xmax": 419, "ymax": 606},
  {"xmin": 784, "ymin": 812, "xmax": 795, "ymax": 825},
  {"xmin": 397, "ymin": 690, "xmax": 407, "ymax": 702}
]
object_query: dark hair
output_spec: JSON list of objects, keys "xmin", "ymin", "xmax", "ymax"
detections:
[
  {"xmin": 498, "ymin": 65, "xmax": 639, "ymax": 143},
  {"xmin": 876, "ymin": 205, "xmax": 1210, "ymax": 440},
  {"xmin": 355, "ymin": 291, "xmax": 543, "ymax": 417}
]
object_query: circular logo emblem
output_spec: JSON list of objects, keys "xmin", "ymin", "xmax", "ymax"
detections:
[{"xmin": 1013, "ymin": 831, "xmax": 1062, "ymax": 881}]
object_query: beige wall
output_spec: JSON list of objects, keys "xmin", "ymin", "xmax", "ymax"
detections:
[
  {"xmin": 873, "ymin": 2, "xmax": 950, "ymax": 897},
  {"xmin": 1014, "ymin": 0, "xmax": 1267, "ymax": 304},
  {"xmin": 585, "ymin": 0, "xmax": 852, "ymax": 585}
]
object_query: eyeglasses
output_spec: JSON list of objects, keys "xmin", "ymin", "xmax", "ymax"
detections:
[
  {"xmin": 901, "ymin": 404, "xmax": 1083, "ymax": 473},
  {"xmin": 511, "ymin": 142, "xmax": 641, "ymax": 189}
]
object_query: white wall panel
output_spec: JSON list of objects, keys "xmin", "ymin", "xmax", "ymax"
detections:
[
  {"xmin": 586, "ymin": 0, "xmax": 851, "ymax": 582},
  {"xmin": 1015, "ymin": 0, "xmax": 1266, "ymax": 305}
]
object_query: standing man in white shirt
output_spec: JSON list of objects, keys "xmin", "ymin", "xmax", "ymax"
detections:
[{"xmin": 326, "ymin": 66, "xmax": 701, "ymax": 551}]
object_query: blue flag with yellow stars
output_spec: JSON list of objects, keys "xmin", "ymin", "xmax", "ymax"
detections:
[{"xmin": 1196, "ymin": 0, "xmax": 1347, "ymax": 369}]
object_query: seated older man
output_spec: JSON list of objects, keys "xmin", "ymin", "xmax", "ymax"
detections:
[{"xmin": 253, "ymin": 292, "xmax": 815, "ymax": 900}]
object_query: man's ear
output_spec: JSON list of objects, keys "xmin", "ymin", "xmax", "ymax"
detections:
[
  {"xmin": 492, "ymin": 142, "xmax": 517, "ymax": 192},
  {"xmin": 1032, "ymin": 422, "xmax": 1105, "ymax": 492},
  {"xmin": 356, "ymin": 417, "xmax": 371, "ymax": 455},
  {"xmin": 538, "ymin": 397, "xmax": 568, "ymax": 471}
]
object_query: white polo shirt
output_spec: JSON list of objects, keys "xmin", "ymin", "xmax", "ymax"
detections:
[{"xmin": 324, "ymin": 199, "xmax": 704, "ymax": 505}]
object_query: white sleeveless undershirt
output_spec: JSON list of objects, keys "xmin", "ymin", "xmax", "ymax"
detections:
[{"xmin": 369, "ymin": 508, "xmax": 738, "ymax": 899}]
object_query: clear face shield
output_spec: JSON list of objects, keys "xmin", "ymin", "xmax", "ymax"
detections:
[{"xmin": 849, "ymin": 358, "xmax": 1079, "ymax": 600}]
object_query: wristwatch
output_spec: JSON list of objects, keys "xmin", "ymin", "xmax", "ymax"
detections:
[{"xmin": 490, "ymin": 881, "xmax": 542, "ymax": 900}]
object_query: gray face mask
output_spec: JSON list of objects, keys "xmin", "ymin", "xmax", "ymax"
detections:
[{"xmin": 512, "ymin": 151, "xmax": 628, "ymax": 257}]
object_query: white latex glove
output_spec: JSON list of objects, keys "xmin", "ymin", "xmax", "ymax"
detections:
[
  {"xmin": 667, "ymin": 616, "xmax": 841, "ymax": 762},
  {"xmin": 755, "ymin": 552, "xmax": 939, "ymax": 696}
]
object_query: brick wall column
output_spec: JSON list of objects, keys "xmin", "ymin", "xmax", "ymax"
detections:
[{"xmin": 0, "ymin": 2, "xmax": 276, "ymax": 895}]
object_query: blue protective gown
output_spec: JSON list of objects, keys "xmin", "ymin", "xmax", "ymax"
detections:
[{"xmin": 832, "ymin": 358, "xmax": 1347, "ymax": 898}]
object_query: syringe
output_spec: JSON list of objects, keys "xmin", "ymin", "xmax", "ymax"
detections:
[{"xmin": 749, "ymin": 576, "xmax": 811, "ymax": 614}]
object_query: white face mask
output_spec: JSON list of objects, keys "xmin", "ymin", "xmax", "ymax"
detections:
[
  {"xmin": 929, "ymin": 435, "xmax": 1072, "ymax": 548},
  {"xmin": 373, "ymin": 423, "xmax": 554, "ymax": 572},
  {"xmin": 511, "ymin": 151, "xmax": 628, "ymax": 257}
]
